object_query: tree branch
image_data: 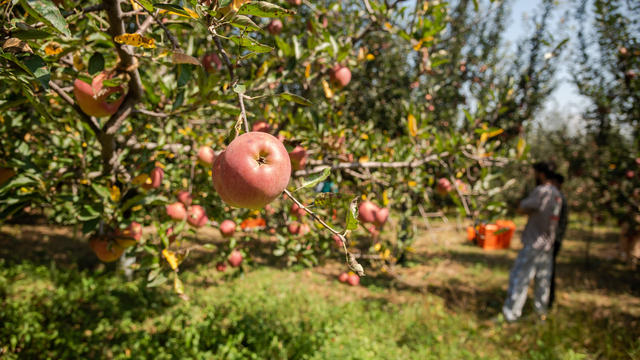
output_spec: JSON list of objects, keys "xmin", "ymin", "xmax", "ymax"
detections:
[
  {"xmin": 293, "ymin": 153, "xmax": 445, "ymax": 176},
  {"xmin": 133, "ymin": 0, "xmax": 181, "ymax": 50}
]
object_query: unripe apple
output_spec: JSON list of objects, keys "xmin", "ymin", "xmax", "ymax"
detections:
[
  {"xmin": 90, "ymin": 237, "xmax": 124, "ymax": 262},
  {"xmin": 338, "ymin": 272, "xmax": 349, "ymax": 283},
  {"xmin": 202, "ymin": 52, "xmax": 222, "ymax": 73},
  {"xmin": 73, "ymin": 72, "xmax": 125, "ymax": 117},
  {"xmin": 216, "ymin": 262, "xmax": 227, "ymax": 272},
  {"xmin": 177, "ymin": 190, "xmax": 192, "ymax": 206},
  {"xmin": 252, "ymin": 121, "xmax": 271, "ymax": 133},
  {"xmin": 198, "ymin": 146, "xmax": 216, "ymax": 166},
  {"xmin": 187, "ymin": 205, "xmax": 208, "ymax": 227},
  {"xmin": 267, "ymin": 19, "xmax": 283, "ymax": 35},
  {"xmin": 289, "ymin": 146, "xmax": 307, "ymax": 171},
  {"xmin": 166, "ymin": 202, "xmax": 187, "ymax": 221},
  {"xmin": 142, "ymin": 167, "xmax": 164, "ymax": 190},
  {"xmin": 114, "ymin": 221, "xmax": 143, "ymax": 248},
  {"xmin": 212, "ymin": 132, "xmax": 291, "ymax": 209},
  {"xmin": 290, "ymin": 202, "xmax": 307, "ymax": 218},
  {"xmin": 219, "ymin": 219, "xmax": 236, "ymax": 237},
  {"xmin": 358, "ymin": 200, "xmax": 379, "ymax": 223},
  {"xmin": 374, "ymin": 207, "xmax": 389, "ymax": 227},
  {"xmin": 347, "ymin": 273, "xmax": 360, "ymax": 286},
  {"xmin": 228, "ymin": 250, "xmax": 243, "ymax": 267},
  {"xmin": 330, "ymin": 64, "xmax": 351, "ymax": 87}
]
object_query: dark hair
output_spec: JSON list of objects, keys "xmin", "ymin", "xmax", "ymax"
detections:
[
  {"xmin": 532, "ymin": 161, "xmax": 556, "ymax": 177},
  {"xmin": 550, "ymin": 172, "xmax": 565, "ymax": 184}
]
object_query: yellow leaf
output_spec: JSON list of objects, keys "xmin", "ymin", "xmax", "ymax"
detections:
[
  {"xmin": 405, "ymin": 246, "xmax": 415, "ymax": 253},
  {"xmin": 82, "ymin": 142, "xmax": 87, "ymax": 148},
  {"xmin": 423, "ymin": 1, "xmax": 429, "ymax": 11},
  {"xmin": 361, "ymin": 194, "xmax": 367, "ymax": 200},
  {"xmin": 407, "ymin": 114, "xmax": 418, "ymax": 137},
  {"xmin": 114, "ymin": 33, "xmax": 155, "ymax": 49},
  {"xmin": 154, "ymin": 161, "xmax": 165, "ymax": 169},
  {"xmin": 181, "ymin": 178, "xmax": 188, "ymax": 188},
  {"xmin": 79, "ymin": 179, "xmax": 89, "ymax": 185},
  {"xmin": 516, "ymin": 137, "xmax": 526, "ymax": 157},
  {"xmin": 304, "ymin": 62, "xmax": 311, "ymax": 78},
  {"xmin": 408, "ymin": 180, "xmax": 417, "ymax": 187},
  {"xmin": 382, "ymin": 190, "xmax": 389, "ymax": 206},
  {"xmin": 110, "ymin": 185, "xmax": 121, "ymax": 202},
  {"xmin": 184, "ymin": 7, "xmax": 199, "ymax": 19},
  {"xmin": 413, "ymin": 40, "xmax": 423, "ymax": 51},
  {"xmin": 321, "ymin": 79, "xmax": 333, "ymax": 99},
  {"xmin": 384, "ymin": 22, "xmax": 392, "ymax": 29},
  {"xmin": 357, "ymin": 47, "xmax": 366, "ymax": 61},
  {"xmin": 174, "ymin": 276, "xmax": 184, "ymax": 294},
  {"xmin": 359, "ymin": 156, "xmax": 369, "ymax": 163},
  {"xmin": 130, "ymin": 0, "xmax": 141, "ymax": 10},
  {"xmin": 256, "ymin": 61, "xmax": 268, "ymax": 78},
  {"xmin": 366, "ymin": 53, "xmax": 375, "ymax": 60},
  {"xmin": 163, "ymin": 249, "xmax": 180, "ymax": 270},
  {"xmin": 360, "ymin": 134, "xmax": 369, "ymax": 140},
  {"xmin": 131, "ymin": 205, "xmax": 143, "ymax": 211},
  {"xmin": 374, "ymin": 243, "xmax": 382, "ymax": 252},
  {"xmin": 487, "ymin": 128, "xmax": 504, "ymax": 138},
  {"xmin": 132, "ymin": 174, "xmax": 149, "ymax": 185},
  {"xmin": 480, "ymin": 132, "xmax": 488, "ymax": 144},
  {"xmin": 44, "ymin": 42, "xmax": 62, "ymax": 56},
  {"xmin": 73, "ymin": 53, "xmax": 84, "ymax": 71},
  {"xmin": 609, "ymin": 163, "xmax": 616, "ymax": 170}
]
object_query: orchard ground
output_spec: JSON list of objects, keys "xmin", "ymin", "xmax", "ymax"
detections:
[{"xmin": 1, "ymin": 217, "xmax": 639, "ymax": 359}]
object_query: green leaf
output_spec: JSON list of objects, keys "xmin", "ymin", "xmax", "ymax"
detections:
[
  {"xmin": 82, "ymin": 218, "xmax": 100, "ymax": 234},
  {"xmin": 279, "ymin": 92, "xmax": 312, "ymax": 106},
  {"xmin": 230, "ymin": 15, "xmax": 263, "ymax": 32},
  {"xmin": 12, "ymin": 29, "xmax": 52, "ymax": 40},
  {"xmin": 233, "ymin": 83, "xmax": 246, "ymax": 94},
  {"xmin": 274, "ymin": 36, "xmax": 292, "ymax": 56},
  {"xmin": 313, "ymin": 192, "xmax": 349, "ymax": 208},
  {"xmin": 22, "ymin": 55, "xmax": 50, "ymax": 89},
  {"xmin": 91, "ymin": 183, "xmax": 111, "ymax": 200},
  {"xmin": 147, "ymin": 272, "xmax": 168, "ymax": 287},
  {"xmin": 228, "ymin": 36, "xmax": 273, "ymax": 53},
  {"xmin": 88, "ymin": 53, "xmax": 105, "ymax": 75},
  {"xmin": 153, "ymin": 3, "xmax": 189, "ymax": 17},
  {"xmin": 136, "ymin": 0, "xmax": 154, "ymax": 12},
  {"xmin": 345, "ymin": 197, "xmax": 359, "ymax": 231},
  {"xmin": 238, "ymin": 1, "xmax": 295, "ymax": 18},
  {"xmin": 296, "ymin": 168, "xmax": 330, "ymax": 191},
  {"xmin": 19, "ymin": 0, "xmax": 70, "ymax": 37}
]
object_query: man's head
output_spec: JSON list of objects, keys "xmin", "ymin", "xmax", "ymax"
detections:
[
  {"xmin": 550, "ymin": 172, "xmax": 565, "ymax": 190},
  {"xmin": 532, "ymin": 161, "xmax": 556, "ymax": 185}
]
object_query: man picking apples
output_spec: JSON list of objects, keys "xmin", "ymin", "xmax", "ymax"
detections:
[{"xmin": 502, "ymin": 162, "xmax": 562, "ymax": 322}]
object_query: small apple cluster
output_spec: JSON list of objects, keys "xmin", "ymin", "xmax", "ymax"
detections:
[
  {"xmin": 166, "ymin": 191, "xmax": 208, "ymax": 228},
  {"xmin": 358, "ymin": 200, "xmax": 390, "ymax": 238},
  {"xmin": 338, "ymin": 272, "xmax": 360, "ymax": 286}
]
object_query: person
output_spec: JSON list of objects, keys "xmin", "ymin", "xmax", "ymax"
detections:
[
  {"xmin": 502, "ymin": 162, "xmax": 563, "ymax": 322},
  {"xmin": 548, "ymin": 172, "xmax": 568, "ymax": 308}
]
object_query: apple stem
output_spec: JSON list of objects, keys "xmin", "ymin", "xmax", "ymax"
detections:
[
  {"xmin": 283, "ymin": 189, "xmax": 365, "ymax": 276},
  {"xmin": 238, "ymin": 94, "xmax": 250, "ymax": 133}
]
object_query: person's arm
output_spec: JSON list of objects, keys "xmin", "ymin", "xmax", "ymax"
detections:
[
  {"xmin": 517, "ymin": 187, "xmax": 542, "ymax": 214},
  {"xmin": 557, "ymin": 196, "xmax": 569, "ymax": 244}
]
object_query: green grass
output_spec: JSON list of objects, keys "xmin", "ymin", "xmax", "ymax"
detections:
[{"xmin": 1, "ymin": 221, "xmax": 639, "ymax": 359}]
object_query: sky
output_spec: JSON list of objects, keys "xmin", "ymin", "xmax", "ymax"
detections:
[{"xmin": 505, "ymin": 0, "xmax": 590, "ymax": 131}]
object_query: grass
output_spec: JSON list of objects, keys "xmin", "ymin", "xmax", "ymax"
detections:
[{"xmin": 0, "ymin": 217, "xmax": 639, "ymax": 359}]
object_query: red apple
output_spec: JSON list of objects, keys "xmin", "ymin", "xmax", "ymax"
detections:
[
  {"xmin": 267, "ymin": 19, "xmax": 283, "ymax": 35},
  {"xmin": 330, "ymin": 65, "xmax": 351, "ymax": 87},
  {"xmin": 187, "ymin": 205, "xmax": 208, "ymax": 227},
  {"xmin": 636, "ymin": 158, "xmax": 640, "ymax": 166},
  {"xmin": 288, "ymin": 221, "xmax": 310, "ymax": 236},
  {"xmin": 287, "ymin": 0, "xmax": 301, "ymax": 5},
  {"xmin": 228, "ymin": 250, "xmax": 243, "ymax": 267},
  {"xmin": 288, "ymin": 146, "xmax": 307, "ymax": 171},
  {"xmin": 166, "ymin": 202, "xmax": 187, "ymax": 221},
  {"xmin": 143, "ymin": 167, "xmax": 163, "ymax": 190},
  {"xmin": 627, "ymin": 170, "xmax": 635, "ymax": 179},
  {"xmin": 73, "ymin": 72, "xmax": 125, "ymax": 117},
  {"xmin": 212, "ymin": 132, "xmax": 291, "ymax": 209},
  {"xmin": 114, "ymin": 221, "xmax": 143, "ymax": 248},
  {"xmin": 358, "ymin": 200, "xmax": 379, "ymax": 223},
  {"xmin": 198, "ymin": 146, "xmax": 216, "ymax": 166},
  {"xmin": 338, "ymin": 272, "xmax": 349, "ymax": 283},
  {"xmin": 177, "ymin": 191, "xmax": 192, "ymax": 206},
  {"xmin": 333, "ymin": 234, "xmax": 344, "ymax": 247},
  {"xmin": 202, "ymin": 52, "xmax": 222, "ymax": 73},
  {"xmin": 290, "ymin": 202, "xmax": 307, "ymax": 218},
  {"xmin": 347, "ymin": 273, "xmax": 360, "ymax": 286},
  {"xmin": 374, "ymin": 207, "xmax": 389, "ymax": 227},
  {"xmin": 455, "ymin": 179, "xmax": 468, "ymax": 194},
  {"xmin": 436, "ymin": 177, "xmax": 452, "ymax": 195},
  {"xmin": 166, "ymin": 226, "xmax": 177, "ymax": 243},
  {"xmin": 252, "ymin": 121, "xmax": 271, "ymax": 133},
  {"xmin": 216, "ymin": 262, "xmax": 227, "ymax": 272},
  {"xmin": 219, "ymin": 219, "xmax": 236, "ymax": 237},
  {"xmin": 90, "ymin": 237, "xmax": 124, "ymax": 263}
]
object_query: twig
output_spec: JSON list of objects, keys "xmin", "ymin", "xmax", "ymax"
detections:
[
  {"xmin": 136, "ymin": 13, "xmax": 156, "ymax": 34},
  {"xmin": 209, "ymin": 26, "xmax": 235, "ymax": 81},
  {"xmin": 133, "ymin": 108, "xmax": 169, "ymax": 117},
  {"xmin": 238, "ymin": 94, "xmax": 250, "ymax": 132},
  {"xmin": 294, "ymin": 153, "xmax": 445, "ymax": 176},
  {"xmin": 283, "ymin": 189, "xmax": 365, "ymax": 276},
  {"xmin": 440, "ymin": 159, "xmax": 471, "ymax": 218},
  {"xmin": 48, "ymin": 80, "xmax": 101, "ymax": 135}
]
